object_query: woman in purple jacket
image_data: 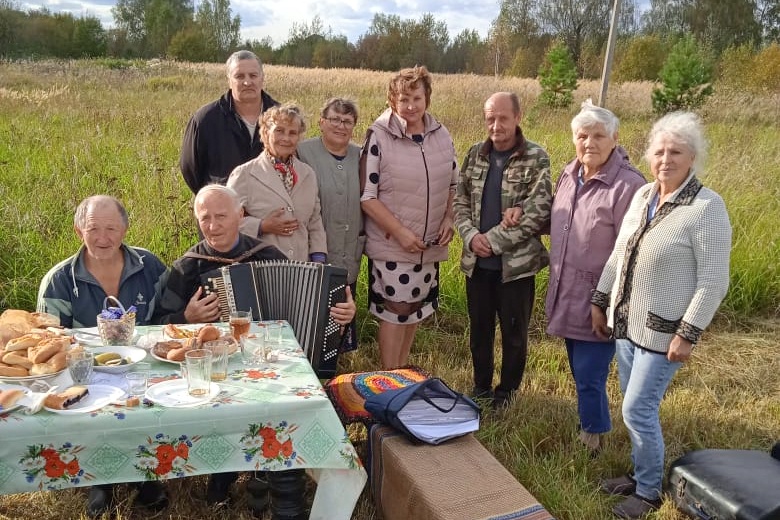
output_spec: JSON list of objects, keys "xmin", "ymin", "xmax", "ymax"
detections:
[{"xmin": 546, "ymin": 101, "xmax": 646, "ymax": 452}]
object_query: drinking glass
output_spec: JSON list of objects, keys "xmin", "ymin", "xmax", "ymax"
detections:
[
  {"xmin": 265, "ymin": 321, "xmax": 283, "ymax": 347},
  {"xmin": 125, "ymin": 372, "xmax": 148, "ymax": 396},
  {"xmin": 204, "ymin": 340, "xmax": 230, "ymax": 381},
  {"xmin": 230, "ymin": 310, "xmax": 252, "ymax": 341},
  {"xmin": 66, "ymin": 350, "xmax": 94, "ymax": 385},
  {"xmin": 184, "ymin": 349, "xmax": 212, "ymax": 397},
  {"xmin": 240, "ymin": 334, "xmax": 265, "ymax": 366}
]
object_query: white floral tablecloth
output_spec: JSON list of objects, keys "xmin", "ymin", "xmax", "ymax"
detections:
[{"xmin": 0, "ymin": 323, "xmax": 366, "ymax": 520}]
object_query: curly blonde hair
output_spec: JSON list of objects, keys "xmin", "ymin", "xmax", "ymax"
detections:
[{"xmin": 387, "ymin": 65, "xmax": 432, "ymax": 109}]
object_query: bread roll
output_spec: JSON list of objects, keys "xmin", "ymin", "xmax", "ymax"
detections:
[
  {"xmin": 0, "ymin": 365, "xmax": 29, "ymax": 377},
  {"xmin": 0, "ymin": 388, "xmax": 25, "ymax": 409},
  {"xmin": 31, "ymin": 312, "xmax": 60, "ymax": 328},
  {"xmin": 28, "ymin": 337, "xmax": 67, "ymax": 363},
  {"xmin": 30, "ymin": 351, "xmax": 66, "ymax": 375},
  {"xmin": 197, "ymin": 325, "xmax": 220, "ymax": 343},
  {"xmin": 44, "ymin": 386, "xmax": 88, "ymax": 410},
  {"xmin": 2, "ymin": 351, "xmax": 33, "ymax": 369},
  {"xmin": 167, "ymin": 346, "xmax": 188, "ymax": 362},
  {"xmin": 4, "ymin": 333, "xmax": 43, "ymax": 352}
]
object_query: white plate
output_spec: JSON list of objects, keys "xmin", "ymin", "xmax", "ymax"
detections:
[
  {"xmin": 150, "ymin": 339, "xmax": 238, "ymax": 364},
  {"xmin": 0, "ymin": 368, "xmax": 66, "ymax": 383},
  {"xmin": 0, "ymin": 384, "xmax": 30, "ymax": 415},
  {"xmin": 90, "ymin": 346, "xmax": 147, "ymax": 373},
  {"xmin": 44, "ymin": 384, "xmax": 125, "ymax": 415},
  {"xmin": 145, "ymin": 379, "xmax": 220, "ymax": 408},
  {"xmin": 73, "ymin": 327, "xmax": 139, "ymax": 347}
]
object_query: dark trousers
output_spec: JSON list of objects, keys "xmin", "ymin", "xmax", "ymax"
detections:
[{"xmin": 466, "ymin": 267, "xmax": 535, "ymax": 393}]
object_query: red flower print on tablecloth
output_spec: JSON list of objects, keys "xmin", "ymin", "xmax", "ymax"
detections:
[
  {"xmin": 233, "ymin": 368, "xmax": 281, "ymax": 382},
  {"xmin": 135, "ymin": 433, "xmax": 199, "ymax": 480},
  {"xmin": 240, "ymin": 422, "xmax": 302, "ymax": 469},
  {"xmin": 19, "ymin": 443, "xmax": 93, "ymax": 490}
]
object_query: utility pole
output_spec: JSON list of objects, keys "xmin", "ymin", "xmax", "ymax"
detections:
[{"xmin": 598, "ymin": 0, "xmax": 622, "ymax": 107}]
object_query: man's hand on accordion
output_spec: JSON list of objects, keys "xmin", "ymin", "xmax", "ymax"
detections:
[
  {"xmin": 184, "ymin": 286, "xmax": 221, "ymax": 323},
  {"xmin": 329, "ymin": 285, "xmax": 356, "ymax": 327}
]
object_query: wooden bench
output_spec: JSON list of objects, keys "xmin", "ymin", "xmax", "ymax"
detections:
[{"xmin": 369, "ymin": 425, "xmax": 556, "ymax": 520}]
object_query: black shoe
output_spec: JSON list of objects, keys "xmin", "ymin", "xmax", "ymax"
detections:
[
  {"xmin": 470, "ymin": 386, "xmax": 494, "ymax": 400},
  {"xmin": 612, "ymin": 493, "xmax": 662, "ymax": 519},
  {"xmin": 247, "ymin": 472, "xmax": 270, "ymax": 517},
  {"xmin": 136, "ymin": 481, "xmax": 169, "ymax": 512},
  {"xmin": 492, "ymin": 388, "xmax": 515, "ymax": 410},
  {"xmin": 600, "ymin": 474, "xmax": 637, "ymax": 496},
  {"xmin": 86, "ymin": 484, "xmax": 115, "ymax": 519},
  {"xmin": 206, "ymin": 472, "xmax": 238, "ymax": 505}
]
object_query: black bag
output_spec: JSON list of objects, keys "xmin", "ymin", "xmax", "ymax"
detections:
[
  {"xmin": 668, "ymin": 447, "xmax": 780, "ymax": 520},
  {"xmin": 364, "ymin": 378, "xmax": 480, "ymax": 445}
]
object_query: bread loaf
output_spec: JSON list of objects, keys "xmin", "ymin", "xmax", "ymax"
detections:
[
  {"xmin": 30, "ymin": 351, "xmax": 66, "ymax": 375},
  {"xmin": 4, "ymin": 333, "xmax": 43, "ymax": 352},
  {"xmin": 0, "ymin": 388, "xmax": 25, "ymax": 409},
  {"xmin": 2, "ymin": 351, "xmax": 33, "ymax": 369},
  {"xmin": 28, "ymin": 337, "xmax": 68, "ymax": 363},
  {"xmin": 44, "ymin": 386, "xmax": 88, "ymax": 410},
  {"xmin": 30, "ymin": 312, "xmax": 60, "ymax": 328},
  {"xmin": 0, "ymin": 365, "xmax": 29, "ymax": 377}
]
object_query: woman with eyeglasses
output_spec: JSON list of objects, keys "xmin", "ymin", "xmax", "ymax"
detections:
[
  {"xmin": 359, "ymin": 65, "xmax": 458, "ymax": 369},
  {"xmin": 227, "ymin": 103, "xmax": 327, "ymax": 263},
  {"xmin": 297, "ymin": 98, "xmax": 364, "ymax": 352}
]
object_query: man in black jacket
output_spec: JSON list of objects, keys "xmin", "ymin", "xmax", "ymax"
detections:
[
  {"xmin": 179, "ymin": 50, "xmax": 279, "ymax": 194},
  {"xmin": 154, "ymin": 185, "xmax": 355, "ymax": 518}
]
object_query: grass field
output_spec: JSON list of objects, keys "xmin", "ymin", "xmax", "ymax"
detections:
[{"xmin": 0, "ymin": 59, "xmax": 779, "ymax": 520}]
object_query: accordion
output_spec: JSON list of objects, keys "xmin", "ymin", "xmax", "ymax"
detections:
[{"xmin": 201, "ymin": 260, "xmax": 348, "ymax": 379}]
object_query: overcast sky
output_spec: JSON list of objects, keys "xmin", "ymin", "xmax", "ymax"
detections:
[{"xmin": 20, "ymin": 0, "xmax": 501, "ymax": 47}]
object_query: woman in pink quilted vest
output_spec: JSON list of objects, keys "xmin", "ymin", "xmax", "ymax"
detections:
[{"xmin": 360, "ymin": 65, "xmax": 458, "ymax": 369}]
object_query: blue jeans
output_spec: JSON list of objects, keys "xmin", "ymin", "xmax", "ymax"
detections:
[
  {"xmin": 616, "ymin": 339, "xmax": 681, "ymax": 501},
  {"xmin": 565, "ymin": 338, "xmax": 615, "ymax": 434}
]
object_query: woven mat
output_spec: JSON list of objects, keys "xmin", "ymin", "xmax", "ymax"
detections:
[
  {"xmin": 370, "ymin": 425, "xmax": 555, "ymax": 520},
  {"xmin": 324, "ymin": 366, "xmax": 431, "ymax": 424}
]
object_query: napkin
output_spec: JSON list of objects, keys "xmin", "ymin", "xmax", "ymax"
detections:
[{"xmin": 22, "ymin": 385, "xmax": 59, "ymax": 414}]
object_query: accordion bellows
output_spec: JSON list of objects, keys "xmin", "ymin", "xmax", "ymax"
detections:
[{"xmin": 201, "ymin": 260, "xmax": 347, "ymax": 378}]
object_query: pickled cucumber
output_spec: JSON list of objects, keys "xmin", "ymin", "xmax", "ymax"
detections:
[{"xmin": 94, "ymin": 352, "xmax": 128, "ymax": 366}]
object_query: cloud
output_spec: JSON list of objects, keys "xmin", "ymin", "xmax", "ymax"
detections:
[{"xmin": 23, "ymin": 0, "xmax": 499, "ymax": 46}]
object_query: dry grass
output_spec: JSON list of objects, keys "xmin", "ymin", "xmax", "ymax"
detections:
[{"xmin": 0, "ymin": 59, "xmax": 779, "ymax": 519}]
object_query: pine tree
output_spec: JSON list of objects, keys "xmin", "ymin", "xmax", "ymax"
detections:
[
  {"xmin": 537, "ymin": 41, "xmax": 578, "ymax": 108},
  {"xmin": 652, "ymin": 36, "xmax": 714, "ymax": 114}
]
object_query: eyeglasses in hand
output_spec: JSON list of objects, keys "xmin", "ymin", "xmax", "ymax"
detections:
[{"xmin": 324, "ymin": 116, "xmax": 356, "ymax": 128}]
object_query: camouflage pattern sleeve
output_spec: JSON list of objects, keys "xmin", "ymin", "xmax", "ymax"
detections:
[
  {"xmin": 453, "ymin": 144, "xmax": 480, "ymax": 250},
  {"xmin": 485, "ymin": 144, "xmax": 552, "ymax": 255}
]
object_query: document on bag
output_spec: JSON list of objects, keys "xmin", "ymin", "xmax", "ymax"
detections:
[{"xmin": 397, "ymin": 398, "xmax": 480, "ymax": 444}]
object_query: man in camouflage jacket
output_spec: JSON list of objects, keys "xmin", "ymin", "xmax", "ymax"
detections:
[{"xmin": 453, "ymin": 92, "xmax": 552, "ymax": 409}]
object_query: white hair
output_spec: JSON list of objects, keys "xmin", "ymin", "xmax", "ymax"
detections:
[
  {"xmin": 194, "ymin": 184, "xmax": 243, "ymax": 214},
  {"xmin": 571, "ymin": 99, "xmax": 619, "ymax": 141},
  {"xmin": 645, "ymin": 111, "xmax": 707, "ymax": 174}
]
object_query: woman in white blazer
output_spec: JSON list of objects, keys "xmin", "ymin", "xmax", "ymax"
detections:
[
  {"xmin": 592, "ymin": 112, "xmax": 731, "ymax": 520},
  {"xmin": 228, "ymin": 103, "xmax": 328, "ymax": 263}
]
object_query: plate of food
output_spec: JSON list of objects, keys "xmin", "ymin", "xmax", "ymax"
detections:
[
  {"xmin": 0, "ymin": 385, "xmax": 30, "ymax": 415},
  {"xmin": 145, "ymin": 379, "xmax": 220, "ymax": 408},
  {"xmin": 151, "ymin": 325, "xmax": 237, "ymax": 363},
  {"xmin": 90, "ymin": 346, "xmax": 147, "ymax": 374},
  {"xmin": 0, "ymin": 333, "xmax": 70, "ymax": 382},
  {"xmin": 43, "ymin": 384, "xmax": 124, "ymax": 415}
]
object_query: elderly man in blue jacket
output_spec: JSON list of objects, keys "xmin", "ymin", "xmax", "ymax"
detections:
[{"xmin": 37, "ymin": 194, "xmax": 169, "ymax": 517}]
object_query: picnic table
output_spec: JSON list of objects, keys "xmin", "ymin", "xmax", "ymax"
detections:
[{"xmin": 0, "ymin": 323, "xmax": 366, "ymax": 520}]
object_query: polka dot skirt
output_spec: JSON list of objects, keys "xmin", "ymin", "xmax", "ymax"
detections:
[{"xmin": 367, "ymin": 259, "xmax": 440, "ymax": 324}]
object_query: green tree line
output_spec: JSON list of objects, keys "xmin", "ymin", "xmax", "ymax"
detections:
[{"xmin": 1, "ymin": 0, "xmax": 779, "ymax": 81}]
